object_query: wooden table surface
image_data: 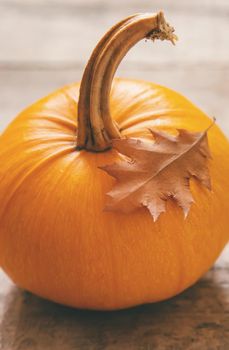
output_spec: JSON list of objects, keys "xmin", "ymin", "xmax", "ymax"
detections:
[{"xmin": 0, "ymin": 1, "xmax": 228, "ymax": 349}]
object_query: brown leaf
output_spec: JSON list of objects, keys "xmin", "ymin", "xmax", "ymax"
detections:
[{"xmin": 100, "ymin": 122, "xmax": 214, "ymax": 221}]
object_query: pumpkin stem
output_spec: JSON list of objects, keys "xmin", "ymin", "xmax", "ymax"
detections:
[{"xmin": 77, "ymin": 11, "xmax": 177, "ymax": 152}]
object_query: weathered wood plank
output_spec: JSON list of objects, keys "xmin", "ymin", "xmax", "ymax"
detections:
[
  {"xmin": 1, "ymin": 0, "xmax": 229, "ymax": 11},
  {"xmin": 0, "ymin": 0, "xmax": 229, "ymax": 65}
]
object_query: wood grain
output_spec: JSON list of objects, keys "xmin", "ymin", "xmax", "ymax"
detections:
[
  {"xmin": 1, "ymin": 1, "xmax": 229, "ymax": 64},
  {"xmin": 0, "ymin": 0, "xmax": 228, "ymax": 349}
]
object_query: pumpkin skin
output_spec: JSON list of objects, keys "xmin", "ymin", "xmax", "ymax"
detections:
[{"xmin": 0, "ymin": 78, "xmax": 228, "ymax": 310}]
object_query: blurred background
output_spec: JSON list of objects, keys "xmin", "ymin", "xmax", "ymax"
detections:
[
  {"xmin": 0, "ymin": 1, "xmax": 229, "ymax": 349},
  {"xmin": 0, "ymin": 0, "xmax": 229, "ymax": 136}
]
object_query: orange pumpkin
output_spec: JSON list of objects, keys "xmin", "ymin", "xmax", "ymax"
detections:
[{"xmin": 0, "ymin": 12, "xmax": 228, "ymax": 310}]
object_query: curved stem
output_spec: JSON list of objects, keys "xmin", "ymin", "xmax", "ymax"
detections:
[
  {"xmin": 77, "ymin": 11, "xmax": 177, "ymax": 152},
  {"xmin": 77, "ymin": 14, "xmax": 137, "ymax": 149}
]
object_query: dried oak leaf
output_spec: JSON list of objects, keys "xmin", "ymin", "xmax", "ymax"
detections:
[{"xmin": 100, "ymin": 124, "xmax": 213, "ymax": 221}]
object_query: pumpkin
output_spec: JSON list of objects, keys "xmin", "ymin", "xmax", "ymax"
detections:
[{"xmin": 0, "ymin": 12, "xmax": 228, "ymax": 310}]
